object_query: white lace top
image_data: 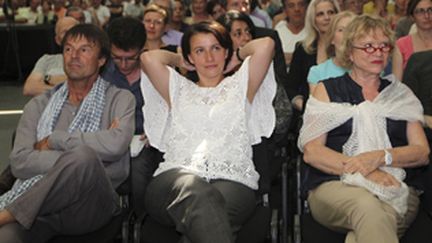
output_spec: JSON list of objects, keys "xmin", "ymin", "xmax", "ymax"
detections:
[{"xmin": 140, "ymin": 57, "xmax": 276, "ymax": 189}]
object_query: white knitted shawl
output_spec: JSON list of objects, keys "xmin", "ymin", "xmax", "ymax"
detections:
[{"xmin": 298, "ymin": 75, "xmax": 424, "ymax": 215}]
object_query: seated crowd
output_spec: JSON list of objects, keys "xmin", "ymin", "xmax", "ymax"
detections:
[{"xmin": 0, "ymin": 0, "xmax": 432, "ymax": 242}]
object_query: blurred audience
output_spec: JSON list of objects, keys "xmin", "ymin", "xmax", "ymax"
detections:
[
  {"xmin": 22, "ymin": 17, "xmax": 79, "ymax": 96},
  {"xmin": 393, "ymin": 0, "xmax": 432, "ymax": 80},
  {"xmin": 274, "ymin": 0, "xmax": 307, "ymax": 66},
  {"xmin": 206, "ymin": 0, "xmax": 226, "ymax": 20},
  {"xmin": 185, "ymin": 0, "xmax": 211, "ymax": 24},
  {"xmin": 286, "ymin": 0, "xmax": 339, "ymax": 111}
]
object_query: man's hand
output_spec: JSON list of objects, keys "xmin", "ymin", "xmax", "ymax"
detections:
[
  {"xmin": 140, "ymin": 133, "xmax": 150, "ymax": 148},
  {"xmin": 109, "ymin": 118, "xmax": 119, "ymax": 129},
  {"xmin": 366, "ymin": 170, "xmax": 401, "ymax": 187},
  {"xmin": 34, "ymin": 137, "xmax": 50, "ymax": 150},
  {"xmin": 343, "ymin": 151, "xmax": 384, "ymax": 176}
]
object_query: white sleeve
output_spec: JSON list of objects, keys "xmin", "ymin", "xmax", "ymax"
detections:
[
  {"xmin": 140, "ymin": 67, "xmax": 186, "ymax": 151},
  {"xmin": 235, "ymin": 56, "xmax": 277, "ymax": 145}
]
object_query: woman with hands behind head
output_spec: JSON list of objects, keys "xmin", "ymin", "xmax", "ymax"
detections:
[
  {"xmin": 298, "ymin": 15, "xmax": 429, "ymax": 243},
  {"xmin": 139, "ymin": 21, "xmax": 275, "ymax": 243}
]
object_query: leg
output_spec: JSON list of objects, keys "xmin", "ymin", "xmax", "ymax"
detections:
[
  {"xmin": 0, "ymin": 223, "xmax": 27, "ymax": 243},
  {"xmin": 396, "ymin": 187, "xmax": 419, "ymax": 238},
  {"xmin": 144, "ymin": 169, "xmax": 233, "ymax": 243},
  {"xmin": 2, "ymin": 145, "xmax": 119, "ymax": 241},
  {"xmin": 131, "ymin": 146, "xmax": 162, "ymax": 215},
  {"xmin": 308, "ymin": 181, "xmax": 399, "ymax": 243},
  {"xmin": 211, "ymin": 180, "xmax": 256, "ymax": 239}
]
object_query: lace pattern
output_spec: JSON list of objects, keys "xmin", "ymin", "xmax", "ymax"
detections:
[
  {"xmin": 298, "ymin": 75, "xmax": 424, "ymax": 215},
  {"xmin": 141, "ymin": 57, "xmax": 276, "ymax": 189}
]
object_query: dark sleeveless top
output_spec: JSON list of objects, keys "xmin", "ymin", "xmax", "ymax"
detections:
[{"xmin": 302, "ymin": 73, "xmax": 426, "ymax": 197}]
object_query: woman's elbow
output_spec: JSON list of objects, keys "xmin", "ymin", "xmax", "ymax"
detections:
[
  {"xmin": 22, "ymin": 82, "xmax": 36, "ymax": 96},
  {"xmin": 262, "ymin": 37, "xmax": 275, "ymax": 54},
  {"xmin": 140, "ymin": 52, "xmax": 153, "ymax": 69},
  {"xmin": 420, "ymin": 145, "xmax": 430, "ymax": 166},
  {"xmin": 302, "ymin": 144, "xmax": 315, "ymax": 165}
]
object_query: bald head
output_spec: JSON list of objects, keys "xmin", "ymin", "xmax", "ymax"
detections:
[{"xmin": 55, "ymin": 17, "xmax": 79, "ymax": 45}]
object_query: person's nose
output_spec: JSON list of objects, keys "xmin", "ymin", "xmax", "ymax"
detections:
[
  {"xmin": 70, "ymin": 48, "xmax": 80, "ymax": 58},
  {"xmin": 120, "ymin": 59, "xmax": 128, "ymax": 69},
  {"xmin": 241, "ymin": 33, "xmax": 251, "ymax": 44},
  {"xmin": 205, "ymin": 50, "xmax": 214, "ymax": 62}
]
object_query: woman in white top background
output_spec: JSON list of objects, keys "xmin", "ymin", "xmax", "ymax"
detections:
[{"xmin": 139, "ymin": 21, "xmax": 276, "ymax": 243}]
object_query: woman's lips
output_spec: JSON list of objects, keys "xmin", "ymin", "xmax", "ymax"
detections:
[{"xmin": 371, "ymin": 60, "xmax": 383, "ymax": 64}]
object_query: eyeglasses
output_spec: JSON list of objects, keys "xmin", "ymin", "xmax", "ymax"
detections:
[
  {"xmin": 414, "ymin": 7, "xmax": 432, "ymax": 16},
  {"xmin": 111, "ymin": 52, "xmax": 140, "ymax": 63},
  {"xmin": 143, "ymin": 18, "xmax": 164, "ymax": 26},
  {"xmin": 352, "ymin": 43, "xmax": 393, "ymax": 54}
]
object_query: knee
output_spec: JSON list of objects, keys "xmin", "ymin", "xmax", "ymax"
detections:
[
  {"xmin": 351, "ymin": 197, "xmax": 397, "ymax": 228},
  {"xmin": 58, "ymin": 145, "xmax": 100, "ymax": 171},
  {"xmin": 0, "ymin": 223, "xmax": 26, "ymax": 243},
  {"xmin": 176, "ymin": 177, "xmax": 225, "ymax": 205}
]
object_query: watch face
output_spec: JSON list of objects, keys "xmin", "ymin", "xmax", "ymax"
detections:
[{"xmin": 385, "ymin": 150, "xmax": 392, "ymax": 165}]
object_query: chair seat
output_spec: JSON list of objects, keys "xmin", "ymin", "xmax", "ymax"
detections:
[{"xmin": 48, "ymin": 209, "xmax": 126, "ymax": 243}]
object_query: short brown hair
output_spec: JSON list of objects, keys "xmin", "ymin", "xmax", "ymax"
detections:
[{"xmin": 181, "ymin": 21, "xmax": 233, "ymax": 68}]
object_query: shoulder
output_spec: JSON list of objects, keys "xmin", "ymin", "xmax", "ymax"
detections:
[
  {"xmin": 314, "ymin": 59, "xmax": 331, "ymax": 69},
  {"xmin": 36, "ymin": 54, "xmax": 57, "ymax": 63},
  {"xmin": 407, "ymin": 50, "xmax": 432, "ymax": 63},
  {"xmin": 23, "ymin": 87, "xmax": 55, "ymax": 114},
  {"xmin": 104, "ymin": 80, "xmax": 134, "ymax": 101},
  {"xmin": 312, "ymin": 82, "xmax": 330, "ymax": 103},
  {"xmin": 319, "ymin": 74, "xmax": 350, "ymax": 97},
  {"xmin": 396, "ymin": 35, "xmax": 413, "ymax": 47},
  {"xmin": 274, "ymin": 20, "xmax": 287, "ymax": 31},
  {"xmin": 321, "ymin": 73, "xmax": 348, "ymax": 86}
]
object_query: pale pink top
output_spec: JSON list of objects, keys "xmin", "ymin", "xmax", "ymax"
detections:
[{"xmin": 396, "ymin": 35, "xmax": 414, "ymax": 69}]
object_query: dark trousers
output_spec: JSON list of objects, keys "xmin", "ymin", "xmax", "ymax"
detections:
[
  {"xmin": 0, "ymin": 145, "xmax": 120, "ymax": 243},
  {"xmin": 145, "ymin": 168, "xmax": 256, "ymax": 243},
  {"xmin": 130, "ymin": 146, "xmax": 163, "ymax": 215}
]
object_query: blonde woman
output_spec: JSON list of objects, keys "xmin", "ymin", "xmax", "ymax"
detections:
[
  {"xmin": 285, "ymin": 0, "xmax": 340, "ymax": 111},
  {"xmin": 142, "ymin": 4, "xmax": 177, "ymax": 52},
  {"xmin": 299, "ymin": 15, "xmax": 429, "ymax": 243},
  {"xmin": 307, "ymin": 11, "xmax": 356, "ymax": 94}
]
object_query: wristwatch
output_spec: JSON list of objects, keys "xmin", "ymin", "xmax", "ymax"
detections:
[
  {"xmin": 384, "ymin": 149, "xmax": 392, "ymax": 166},
  {"xmin": 43, "ymin": 75, "xmax": 52, "ymax": 86}
]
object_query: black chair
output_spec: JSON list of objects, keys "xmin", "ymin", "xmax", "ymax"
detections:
[{"xmin": 132, "ymin": 139, "xmax": 285, "ymax": 243}]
